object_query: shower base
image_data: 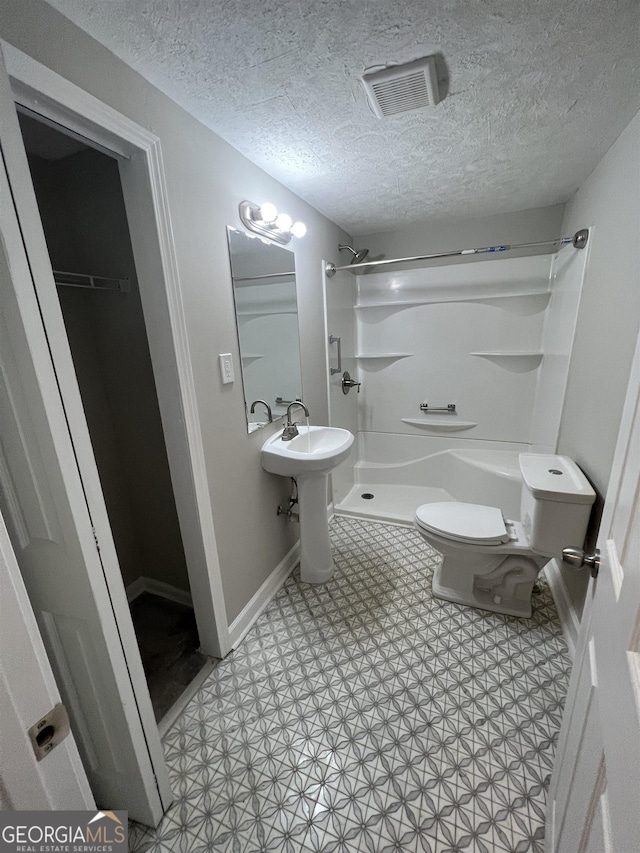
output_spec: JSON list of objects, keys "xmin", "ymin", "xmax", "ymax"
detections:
[{"xmin": 335, "ymin": 483, "xmax": 453, "ymax": 525}]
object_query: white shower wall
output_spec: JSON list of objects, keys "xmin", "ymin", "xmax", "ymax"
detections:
[
  {"xmin": 531, "ymin": 242, "xmax": 590, "ymax": 450},
  {"xmin": 328, "ymin": 243, "xmax": 588, "ymax": 510},
  {"xmin": 324, "ymin": 268, "xmax": 358, "ymax": 505}
]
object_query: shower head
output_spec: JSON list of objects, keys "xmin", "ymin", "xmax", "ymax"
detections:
[{"xmin": 339, "ymin": 244, "xmax": 369, "ymax": 264}]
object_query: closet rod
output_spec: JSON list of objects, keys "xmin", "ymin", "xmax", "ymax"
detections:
[
  {"xmin": 53, "ymin": 270, "xmax": 130, "ymax": 292},
  {"xmin": 324, "ymin": 228, "xmax": 589, "ymax": 277}
]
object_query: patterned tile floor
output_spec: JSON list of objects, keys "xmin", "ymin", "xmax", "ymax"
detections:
[{"xmin": 129, "ymin": 516, "xmax": 571, "ymax": 853}]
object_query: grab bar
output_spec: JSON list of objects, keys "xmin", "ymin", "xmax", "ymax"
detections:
[
  {"xmin": 275, "ymin": 396, "xmax": 302, "ymax": 406},
  {"xmin": 329, "ymin": 335, "xmax": 342, "ymax": 375},
  {"xmin": 420, "ymin": 403, "xmax": 456, "ymax": 414}
]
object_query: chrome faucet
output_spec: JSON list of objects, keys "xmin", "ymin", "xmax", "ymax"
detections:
[
  {"xmin": 249, "ymin": 399, "xmax": 273, "ymax": 423},
  {"xmin": 282, "ymin": 401, "xmax": 310, "ymax": 440}
]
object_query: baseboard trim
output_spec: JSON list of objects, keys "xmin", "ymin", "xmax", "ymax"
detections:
[
  {"xmin": 126, "ymin": 576, "xmax": 193, "ymax": 608},
  {"xmin": 158, "ymin": 657, "xmax": 218, "ymax": 739},
  {"xmin": 544, "ymin": 558, "xmax": 580, "ymax": 660},
  {"xmin": 228, "ymin": 541, "xmax": 300, "ymax": 650}
]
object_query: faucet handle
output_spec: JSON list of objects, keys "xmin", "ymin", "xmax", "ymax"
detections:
[
  {"xmin": 281, "ymin": 422, "xmax": 299, "ymax": 441},
  {"xmin": 341, "ymin": 371, "xmax": 361, "ymax": 395}
]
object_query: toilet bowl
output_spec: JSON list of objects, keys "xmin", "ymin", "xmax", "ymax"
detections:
[{"xmin": 414, "ymin": 454, "xmax": 595, "ymax": 618}]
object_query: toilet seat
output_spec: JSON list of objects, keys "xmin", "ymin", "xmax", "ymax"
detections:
[{"xmin": 415, "ymin": 502, "xmax": 511, "ymax": 546}]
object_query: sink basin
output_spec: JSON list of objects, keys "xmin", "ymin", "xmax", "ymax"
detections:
[
  {"xmin": 261, "ymin": 425, "xmax": 354, "ymax": 585},
  {"xmin": 261, "ymin": 425, "xmax": 354, "ymax": 477}
]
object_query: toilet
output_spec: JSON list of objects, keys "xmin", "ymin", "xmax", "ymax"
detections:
[{"xmin": 414, "ymin": 453, "xmax": 595, "ymax": 618}]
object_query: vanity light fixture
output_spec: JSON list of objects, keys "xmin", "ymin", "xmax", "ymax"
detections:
[
  {"xmin": 239, "ymin": 200, "xmax": 306, "ymax": 245},
  {"xmin": 275, "ymin": 213, "xmax": 292, "ymax": 232}
]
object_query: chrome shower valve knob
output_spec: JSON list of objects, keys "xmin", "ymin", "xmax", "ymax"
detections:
[{"xmin": 342, "ymin": 371, "xmax": 361, "ymax": 394}]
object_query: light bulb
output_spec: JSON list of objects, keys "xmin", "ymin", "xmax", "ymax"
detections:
[
  {"xmin": 291, "ymin": 221, "xmax": 307, "ymax": 238},
  {"xmin": 275, "ymin": 213, "xmax": 292, "ymax": 232},
  {"xmin": 258, "ymin": 202, "xmax": 277, "ymax": 222}
]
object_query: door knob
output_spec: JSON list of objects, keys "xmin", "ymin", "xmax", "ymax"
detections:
[{"xmin": 562, "ymin": 546, "xmax": 600, "ymax": 578}]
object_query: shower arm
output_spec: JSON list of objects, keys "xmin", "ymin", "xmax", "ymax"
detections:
[{"xmin": 324, "ymin": 229, "xmax": 589, "ymax": 277}]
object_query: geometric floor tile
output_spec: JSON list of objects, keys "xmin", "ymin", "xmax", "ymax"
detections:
[{"xmin": 130, "ymin": 516, "xmax": 571, "ymax": 853}]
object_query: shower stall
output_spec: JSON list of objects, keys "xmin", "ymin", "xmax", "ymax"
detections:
[{"xmin": 324, "ymin": 234, "xmax": 589, "ymax": 525}]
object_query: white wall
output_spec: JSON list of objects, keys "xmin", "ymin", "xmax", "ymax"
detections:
[
  {"xmin": 556, "ymin": 108, "xmax": 640, "ymax": 613},
  {"xmin": 1, "ymin": 0, "xmax": 350, "ymax": 623},
  {"xmin": 529, "ymin": 241, "xmax": 589, "ymax": 450},
  {"xmin": 558, "ymin": 109, "xmax": 640, "ymax": 497}
]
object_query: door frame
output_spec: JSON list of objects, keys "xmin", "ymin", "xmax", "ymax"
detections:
[{"xmin": 1, "ymin": 40, "xmax": 231, "ymax": 660}]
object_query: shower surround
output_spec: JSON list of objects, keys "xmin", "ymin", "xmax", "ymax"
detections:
[{"xmin": 327, "ymin": 243, "xmax": 588, "ymax": 524}]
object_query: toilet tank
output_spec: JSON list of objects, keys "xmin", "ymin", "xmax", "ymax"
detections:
[{"xmin": 519, "ymin": 454, "xmax": 595, "ymax": 556}]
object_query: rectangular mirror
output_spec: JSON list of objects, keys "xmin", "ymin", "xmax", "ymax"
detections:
[{"xmin": 227, "ymin": 227, "xmax": 303, "ymax": 432}]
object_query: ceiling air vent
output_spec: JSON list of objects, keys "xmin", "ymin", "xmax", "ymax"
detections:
[{"xmin": 361, "ymin": 57, "xmax": 440, "ymax": 118}]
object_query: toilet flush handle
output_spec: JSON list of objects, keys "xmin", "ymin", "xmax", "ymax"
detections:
[{"xmin": 562, "ymin": 546, "xmax": 600, "ymax": 579}]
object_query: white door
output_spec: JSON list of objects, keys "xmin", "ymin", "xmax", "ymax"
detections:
[
  {"xmin": 0, "ymin": 82, "xmax": 172, "ymax": 825},
  {"xmin": 546, "ymin": 328, "xmax": 640, "ymax": 851},
  {"xmin": 0, "ymin": 506, "xmax": 94, "ymax": 811}
]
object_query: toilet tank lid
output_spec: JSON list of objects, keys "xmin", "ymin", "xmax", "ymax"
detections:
[{"xmin": 519, "ymin": 454, "xmax": 596, "ymax": 505}]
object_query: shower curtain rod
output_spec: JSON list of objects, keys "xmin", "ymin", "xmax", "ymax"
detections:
[
  {"xmin": 233, "ymin": 271, "xmax": 295, "ymax": 282},
  {"xmin": 324, "ymin": 228, "xmax": 589, "ymax": 277}
]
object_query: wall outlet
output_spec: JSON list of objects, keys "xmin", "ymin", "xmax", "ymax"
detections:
[{"xmin": 219, "ymin": 353, "xmax": 234, "ymax": 384}]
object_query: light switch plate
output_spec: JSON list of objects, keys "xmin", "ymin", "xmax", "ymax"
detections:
[{"xmin": 219, "ymin": 353, "xmax": 234, "ymax": 384}]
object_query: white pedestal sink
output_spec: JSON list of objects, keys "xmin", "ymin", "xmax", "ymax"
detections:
[{"xmin": 261, "ymin": 425, "xmax": 354, "ymax": 583}]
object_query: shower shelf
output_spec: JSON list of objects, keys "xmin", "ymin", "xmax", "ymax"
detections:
[
  {"xmin": 355, "ymin": 291, "xmax": 551, "ymax": 315},
  {"xmin": 355, "ymin": 353, "xmax": 412, "ymax": 362},
  {"xmin": 401, "ymin": 418, "xmax": 478, "ymax": 432},
  {"xmin": 236, "ymin": 309, "xmax": 297, "ymax": 316},
  {"xmin": 356, "ymin": 300, "xmax": 428, "ymax": 310},
  {"xmin": 471, "ymin": 352, "xmax": 543, "ymax": 373}
]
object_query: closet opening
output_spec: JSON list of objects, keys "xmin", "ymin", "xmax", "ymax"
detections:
[{"xmin": 17, "ymin": 109, "xmax": 211, "ymax": 724}]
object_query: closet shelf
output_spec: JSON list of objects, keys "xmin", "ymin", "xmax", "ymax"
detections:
[
  {"xmin": 470, "ymin": 351, "xmax": 544, "ymax": 373},
  {"xmin": 401, "ymin": 418, "xmax": 478, "ymax": 432}
]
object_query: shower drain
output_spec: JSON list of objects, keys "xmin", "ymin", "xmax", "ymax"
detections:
[{"xmin": 361, "ymin": 493, "xmax": 375, "ymax": 500}]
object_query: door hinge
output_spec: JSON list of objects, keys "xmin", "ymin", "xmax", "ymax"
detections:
[{"xmin": 92, "ymin": 526, "xmax": 100, "ymax": 552}]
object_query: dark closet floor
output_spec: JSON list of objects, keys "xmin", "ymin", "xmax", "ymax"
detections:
[{"xmin": 129, "ymin": 592, "xmax": 209, "ymax": 722}]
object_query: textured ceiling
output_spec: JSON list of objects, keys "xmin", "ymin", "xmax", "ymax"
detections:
[{"xmin": 43, "ymin": 0, "xmax": 640, "ymax": 234}]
